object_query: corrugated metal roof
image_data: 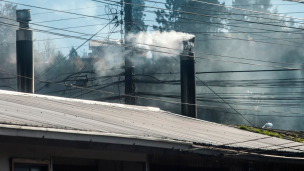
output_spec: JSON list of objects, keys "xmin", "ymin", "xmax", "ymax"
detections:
[{"xmin": 0, "ymin": 90, "xmax": 303, "ymax": 153}]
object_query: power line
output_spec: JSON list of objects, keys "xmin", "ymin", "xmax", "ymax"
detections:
[
  {"xmin": 141, "ymin": 0, "xmax": 304, "ymax": 25},
  {"xmin": 34, "ymin": 16, "xmax": 109, "ymax": 24},
  {"xmin": 3, "ymin": 18, "xmax": 304, "ymax": 70},
  {"xmin": 142, "ymin": 69, "xmax": 303, "ymax": 75},
  {"xmin": 138, "ymin": 10, "xmax": 304, "ymax": 47},
  {"xmin": 35, "ymin": 21, "xmax": 120, "ymax": 92},
  {"xmin": 3, "ymin": 20, "xmax": 304, "ymax": 70},
  {"xmin": 196, "ymin": 75, "xmax": 253, "ymax": 125},
  {"xmin": 140, "ymin": 18, "xmax": 303, "ymax": 25},
  {"xmin": 0, "ymin": 45, "xmax": 92, "ymax": 55},
  {"xmin": 116, "ymin": 27, "xmax": 304, "ymax": 68},
  {"xmin": 138, "ymin": 92, "xmax": 304, "ymax": 108},
  {"xmin": 131, "ymin": 22, "xmax": 304, "ymax": 49},
  {"xmin": 283, "ymin": 0, "xmax": 304, "ymax": 4},
  {"xmin": 3, "ymin": 70, "xmax": 304, "ymax": 118},
  {"xmin": 35, "ymin": 18, "xmax": 116, "ymax": 78},
  {"xmin": 160, "ymin": 50, "xmax": 253, "ymax": 126},
  {"xmin": 190, "ymin": 0, "xmax": 304, "ymax": 22},
  {"xmin": 1, "ymin": 16, "xmax": 113, "ymax": 38},
  {"xmin": 196, "ymin": 38, "xmax": 304, "ymax": 40},
  {"xmin": 7, "ymin": 12, "xmax": 304, "ymax": 52},
  {"xmin": 0, "ymin": 26, "xmax": 119, "ymax": 47},
  {"xmin": 2, "ymin": 1, "xmax": 303, "ymax": 49},
  {"xmin": 4, "ymin": 0, "xmax": 304, "ymax": 36},
  {"xmin": 31, "ymin": 5, "xmax": 107, "ymax": 15},
  {"xmin": 79, "ymin": 22, "xmax": 119, "ymax": 72},
  {"xmin": 139, "ymin": 9, "xmax": 304, "ymax": 36},
  {"xmin": 1, "ymin": 0, "xmax": 116, "ymax": 21},
  {"xmin": 95, "ymin": 0, "xmax": 304, "ymax": 32},
  {"xmin": 136, "ymin": 77, "xmax": 304, "ymax": 88},
  {"xmin": 196, "ymin": 69, "xmax": 303, "ymax": 74}
]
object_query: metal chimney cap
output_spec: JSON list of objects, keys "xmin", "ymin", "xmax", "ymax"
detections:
[{"xmin": 16, "ymin": 9, "xmax": 32, "ymax": 22}]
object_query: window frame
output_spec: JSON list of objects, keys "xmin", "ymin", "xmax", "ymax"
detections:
[{"xmin": 11, "ymin": 158, "xmax": 50, "ymax": 171}]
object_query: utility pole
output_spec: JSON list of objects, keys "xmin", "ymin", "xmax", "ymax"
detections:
[
  {"xmin": 124, "ymin": 0, "xmax": 135, "ymax": 105},
  {"xmin": 16, "ymin": 9, "xmax": 34, "ymax": 93},
  {"xmin": 180, "ymin": 37, "xmax": 197, "ymax": 118}
]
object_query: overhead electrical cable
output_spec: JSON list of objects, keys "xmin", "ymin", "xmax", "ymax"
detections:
[
  {"xmin": 92, "ymin": 0, "xmax": 304, "ymax": 32},
  {"xmin": 79, "ymin": 22, "xmax": 119, "ymax": 72},
  {"xmin": 140, "ymin": 18, "xmax": 303, "ymax": 25},
  {"xmin": 1, "ymin": 16, "xmax": 113, "ymax": 38},
  {"xmin": 136, "ymin": 10, "xmax": 304, "ymax": 47},
  {"xmin": 34, "ymin": 15, "xmax": 112, "ymax": 24},
  {"xmin": 142, "ymin": 69, "xmax": 303, "ymax": 75},
  {"xmin": 141, "ymin": 0, "xmax": 304, "ymax": 25},
  {"xmin": 124, "ymin": 37, "xmax": 304, "ymax": 67},
  {"xmin": 196, "ymin": 69, "xmax": 303, "ymax": 74},
  {"xmin": 190, "ymin": 0, "xmax": 304, "ymax": 22},
  {"xmin": 130, "ymin": 21, "xmax": 304, "ymax": 49},
  {"xmin": 35, "ymin": 18, "xmax": 116, "ymax": 79},
  {"xmin": 0, "ymin": 27, "xmax": 119, "ymax": 47},
  {"xmin": 31, "ymin": 5, "xmax": 107, "ymax": 15},
  {"xmin": 1, "ymin": 0, "xmax": 116, "ymax": 21},
  {"xmin": 1, "ymin": 8, "xmax": 303, "ymax": 50},
  {"xmin": 2, "ymin": 20, "xmax": 304, "ymax": 70},
  {"xmin": 3, "ymin": 0, "xmax": 304, "ymax": 39},
  {"xmin": 161, "ymin": 52, "xmax": 253, "ymax": 126},
  {"xmin": 3, "ymin": 70, "xmax": 304, "ymax": 118},
  {"xmin": 283, "ymin": 0, "xmax": 304, "ymax": 4},
  {"xmin": 138, "ymin": 10, "xmax": 304, "ymax": 36}
]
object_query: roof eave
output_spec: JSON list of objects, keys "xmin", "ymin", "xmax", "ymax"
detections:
[{"xmin": 0, "ymin": 124, "xmax": 191, "ymax": 150}]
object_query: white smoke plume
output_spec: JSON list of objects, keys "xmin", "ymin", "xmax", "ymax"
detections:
[
  {"xmin": 126, "ymin": 30, "xmax": 195, "ymax": 58},
  {"xmin": 93, "ymin": 39, "xmax": 125, "ymax": 76},
  {"xmin": 93, "ymin": 31, "xmax": 195, "ymax": 76}
]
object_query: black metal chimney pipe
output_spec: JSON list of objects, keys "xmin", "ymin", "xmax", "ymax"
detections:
[
  {"xmin": 124, "ymin": 0, "xmax": 135, "ymax": 105},
  {"xmin": 16, "ymin": 9, "xmax": 34, "ymax": 93},
  {"xmin": 180, "ymin": 37, "xmax": 197, "ymax": 118}
]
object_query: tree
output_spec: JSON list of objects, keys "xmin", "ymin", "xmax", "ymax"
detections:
[
  {"xmin": 0, "ymin": 3, "xmax": 17, "ymax": 90},
  {"xmin": 0, "ymin": 2, "xmax": 17, "ymax": 73},
  {"xmin": 132, "ymin": 0, "xmax": 147, "ymax": 32},
  {"xmin": 42, "ymin": 36, "xmax": 56, "ymax": 61},
  {"xmin": 155, "ymin": 0, "xmax": 226, "ymax": 33},
  {"xmin": 69, "ymin": 47, "xmax": 78, "ymax": 59}
]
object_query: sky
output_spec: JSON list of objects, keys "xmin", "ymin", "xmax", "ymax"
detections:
[{"xmin": 7, "ymin": 0, "xmax": 304, "ymax": 55}]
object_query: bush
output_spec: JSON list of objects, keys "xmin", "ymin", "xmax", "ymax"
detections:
[
  {"xmin": 239, "ymin": 126, "xmax": 282, "ymax": 138},
  {"xmin": 239, "ymin": 125, "xmax": 249, "ymax": 130},
  {"xmin": 295, "ymin": 138, "xmax": 304, "ymax": 143}
]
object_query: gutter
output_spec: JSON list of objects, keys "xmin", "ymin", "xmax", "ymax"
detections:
[
  {"xmin": 190, "ymin": 144, "xmax": 304, "ymax": 161},
  {"xmin": 0, "ymin": 123, "xmax": 191, "ymax": 150}
]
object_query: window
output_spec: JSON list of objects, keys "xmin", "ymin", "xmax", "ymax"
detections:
[
  {"xmin": 12, "ymin": 158, "xmax": 50, "ymax": 171},
  {"xmin": 249, "ymin": 162, "xmax": 254, "ymax": 171}
]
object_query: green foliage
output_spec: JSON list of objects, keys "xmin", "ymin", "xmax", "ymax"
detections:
[
  {"xmin": 155, "ymin": 0, "xmax": 225, "ymax": 33},
  {"xmin": 239, "ymin": 125, "xmax": 249, "ymax": 130},
  {"xmin": 132, "ymin": 0, "xmax": 147, "ymax": 32},
  {"xmin": 239, "ymin": 125, "xmax": 282, "ymax": 138},
  {"xmin": 69, "ymin": 47, "xmax": 78, "ymax": 59},
  {"xmin": 239, "ymin": 126, "xmax": 304, "ymax": 143},
  {"xmin": 294, "ymin": 138, "xmax": 304, "ymax": 143}
]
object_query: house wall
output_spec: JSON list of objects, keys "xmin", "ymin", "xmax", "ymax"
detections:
[
  {"xmin": 1, "ymin": 135, "xmax": 304, "ymax": 171},
  {"xmin": 148, "ymin": 153, "xmax": 304, "ymax": 171},
  {"xmin": 0, "ymin": 140, "xmax": 146, "ymax": 171}
]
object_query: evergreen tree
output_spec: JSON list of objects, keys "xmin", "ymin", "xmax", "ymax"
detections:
[
  {"xmin": 69, "ymin": 47, "xmax": 78, "ymax": 59},
  {"xmin": 132, "ymin": 0, "xmax": 147, "ymax": 32}
]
